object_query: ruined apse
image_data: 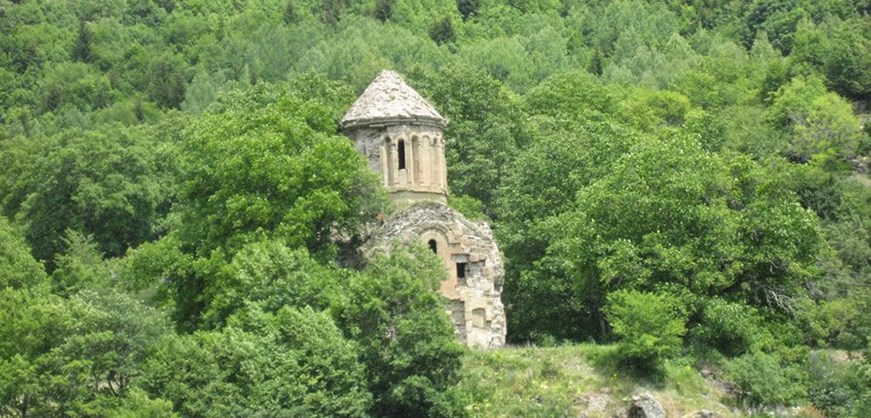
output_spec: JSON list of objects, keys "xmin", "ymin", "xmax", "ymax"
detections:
[{"xmin": 340, "ymin": 70, "xmax": 506, "ymax": 349}]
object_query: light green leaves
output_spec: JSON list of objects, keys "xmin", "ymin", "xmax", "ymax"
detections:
[{"xmin": 605, "ymin": 289, "xmax": 687, "ymax": 367}]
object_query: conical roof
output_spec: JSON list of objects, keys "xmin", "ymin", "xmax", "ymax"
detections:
[{"xmin": 340, "ymin": 70, "xmax": 446, "ymax": 130}]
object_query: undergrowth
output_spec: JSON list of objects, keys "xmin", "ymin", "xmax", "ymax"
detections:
[{"xmin": 455, "ymin": 343, "xmax": 737, "ymax": 417}]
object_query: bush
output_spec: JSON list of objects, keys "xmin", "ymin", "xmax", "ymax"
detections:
[
  {"xmin": 448, "ymin": 194, "xmax": 486, "ymax": 221},
  {"xmin": 807, "ymin": 351, "xmax": 871, "ymax": 417},
  {"xmin": 142, "ymin": 307, "xmax": 372, "ymax": 417},
  {"xmin": 724, "ymin": 350, "xmax": 807, "ymax": 407},
  {"xmin": 690, "ymin": 298, "xmax": 774, "ymax": 356},
  {"xmin": 429, "ymin": 16, "xmax": 456, "ymax": 45},
  {"xmin": 605, "ymin": 290, "xmax": 687, "ymax": 370}
]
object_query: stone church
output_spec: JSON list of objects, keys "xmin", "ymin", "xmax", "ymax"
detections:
[{"xmin": 340, "ymin": 70, "xmax": 506, "ymax": 349}]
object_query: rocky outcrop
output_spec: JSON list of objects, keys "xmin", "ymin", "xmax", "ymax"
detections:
[
  {"xmin": 613, "ymin": 391, "xmax": 667, "ymax": 418},
  {"xmin": 628, "ymin": 392, "xmax": 666, "ymax": 418}
]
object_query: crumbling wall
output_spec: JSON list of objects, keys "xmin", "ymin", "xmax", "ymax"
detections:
[{"xmin": 364, "ymin": 202, "xmax": 506, "ymax": 349}]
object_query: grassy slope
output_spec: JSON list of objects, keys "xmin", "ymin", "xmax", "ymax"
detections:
[{"xmin": 457, "ymin": 344, "xmax": 742, "ymax": 418}]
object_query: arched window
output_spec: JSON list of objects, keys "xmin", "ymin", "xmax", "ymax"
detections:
[
  {"xmin": 428, "ymin": 239, "xmax": 437, "ymax": 254},
  {"xmin": 397, "ymin": 140, "xmax": 406, "ymax": 170}
]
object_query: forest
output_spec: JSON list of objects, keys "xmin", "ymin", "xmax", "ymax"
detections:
[{"xmin": 0, "ymin": 0, "xmax": 870, "ymax": 416}]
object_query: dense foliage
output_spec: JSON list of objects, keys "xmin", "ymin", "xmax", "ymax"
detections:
[{"xmin": 1, "ymin": 0, "xmax": 870, "ymax": 415}]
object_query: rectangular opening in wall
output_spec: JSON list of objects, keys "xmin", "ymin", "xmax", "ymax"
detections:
[
  {"xmin": 456, "ymin": 262, "xmax": 467, "ymax": 286},
  {"xmin": 398, "ymin": 140, "xmax": 406, "ymax": 170}
]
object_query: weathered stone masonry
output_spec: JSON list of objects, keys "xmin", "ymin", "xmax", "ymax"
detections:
[
  {"xmin": 340, "ymin": 70, "xmax": 506, "ymax": 348},
  {"xmin": 363, "ymin": 203, "xmax": 507, "ymax": 348}
]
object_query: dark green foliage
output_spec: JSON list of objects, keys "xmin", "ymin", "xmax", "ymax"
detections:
[
  {"xmin": 174, "ymin": 83, "xmax": 384, "ymax": 259},
  {"xmin": 690, "ymin": 299, "xmax": 774, "ymax": 356},
  {"xmin": 503, "ymin": 129, "xmax": 827, "ymax": 344},
  {"xmin": 141, "ymin": 307, "xmax": 371, "ymax": 417},
  {"xmin": 203, "ymin": 240, "xmax": 340, "ymax": 327},
  {"xmin": 807, "ymin": 352, "xmax": 871, "ymax": 417},
  {"xmin": 38, "ymin": 62, "xmax": 113, "ymax": 112},
  {"xmin": 740, "ymin": 0, "xmax": 808, "ymax": 54},
  {"xmin": 72, "ymin": 19, "xmax": 93, "ymax": 63},
  {"xmin": 376, "ymin": 0, "xmax": 395, "ymax": 22},
  {"xmin": 333, "ymin": 247, "xmax": 465, "ymax": 417},
  {"xmin": 417, "ymin": 64, "xmax": 522, "ymax": 212},
  {"xmin": 121, "ymin": 236, "xmax": 202, "ymax": 331},
  {"xmin": 791, "ymin": 18, "xmax": 871, "ymax": 101},
  {"xmin": 284, "ymin": 0, "xmax": 298, "ymax": 24},
  {"xmin": 115, "ymin": 75, "xmax": 461, "ymax": 416},
  {"xmin": 145, "ymin": 83, "xmax": 385, "ymax": 328},
  {"xmin": 322, "ymin": 0, "xmax": 350, "ymax": 25},
  {"xmin": 0, "ymin": 287, "xmax": 173, "ymax": 417},
  {"xmin": 146, "ymin": 52, "xmax": 187, "ymax": 109},
  {"xmin": 429, "ymin": 15, "xmax": 456, "ymax": 45},
  {"xmin": 724, "ymin": 350, "xmax": 809, "ymax": 407},
  {"xmin": 2, "ymin": 0, "xmax": 871, "ymax": 414},
  {"xmin": 50, "ymin": 291, "xmax": 170, "ymax": 399},
  {"xmin": 0, "ymin": 123, "xmax": 175, "ymax": 268},
  {"xmin": 496, "ymin": 120, "xmax": 636, "ymax": 342},
  {"xmin": 457, "ymin": 0, "xmax": 481, "ymax": 20}
]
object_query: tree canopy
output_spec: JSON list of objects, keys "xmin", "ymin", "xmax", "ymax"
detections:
[{"xmin": 1, "ymin": 0, "xmax": 870, "ymax": 415}]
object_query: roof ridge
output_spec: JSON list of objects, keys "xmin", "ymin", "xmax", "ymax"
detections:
[{"xmin": 340, "ymin": 70, "xmax": 446, "ymax": 130}]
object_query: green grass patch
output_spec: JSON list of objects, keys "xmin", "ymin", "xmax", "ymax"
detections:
[{"xmin": 456, "ymin": 343, "xmax": 741, "ymax": 417}]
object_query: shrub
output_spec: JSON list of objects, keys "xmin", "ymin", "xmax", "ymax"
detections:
[
  {"xmin": 724, "ymin": 350, "xmax": 807, "ymax": 407},
  {"xmin": 807, "ymin": 351, "xmax": 871, "ymax": 417},
  {"xmin": 605, "ymin": 290, "xmax": 687, "ymax": 369},
  {"xmin": 429, "ymin": 16, "xmax": 456, "ymax": 45},
  {"xmin": 691, "ymin": 298, "xmax": 774, "ymax": 356}
]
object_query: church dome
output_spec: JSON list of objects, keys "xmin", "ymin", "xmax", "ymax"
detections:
[{"xmin": 339, "ymin": 70, "xmax": 446, "ymax": 130}]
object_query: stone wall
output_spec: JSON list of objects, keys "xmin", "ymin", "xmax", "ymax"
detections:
[
  {"xmin": 364, "ymin": 202, "xmax": 506, "ymax": 348},
  {"xmin": 347, "ymin": 123, "xmax": 448, "ymax": 205}
]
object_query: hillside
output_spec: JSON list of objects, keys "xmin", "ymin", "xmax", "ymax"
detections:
[
  {"xmin": 1, "ymin": 0, "xmax": 871, "ymax": 416},
  {"xmin": 458, "ymin": 345, "xmax": 870, "ymax": 417},
  {"xmin": 459, "ymin": 344, "xmax": 734, "ymax": 417}
]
